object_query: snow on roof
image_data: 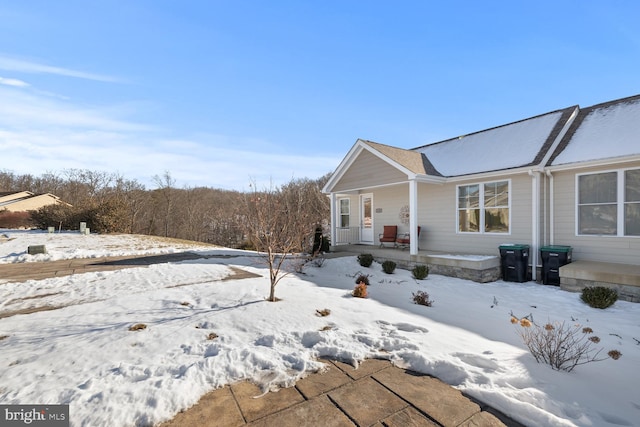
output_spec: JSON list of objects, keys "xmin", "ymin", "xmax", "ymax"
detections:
[
  {"xmin": 552, "ymin": 97, "xmax": 640, "ymax": 165},
  {"xmin": 414, "ymin": 111, "xmax": 563, "ymax": 176}
]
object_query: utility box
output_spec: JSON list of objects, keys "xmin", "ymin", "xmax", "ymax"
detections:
[
  {"xmin": 540, "ymin": 245, "xmax": 572, "ymax": 285},
  {"xmin": 28, "ymin": 245, "xmax": 47, "ymax": 255},
  {"xmin": 499, "ymin": 244, "xmax": 530, "ymax": 282}
]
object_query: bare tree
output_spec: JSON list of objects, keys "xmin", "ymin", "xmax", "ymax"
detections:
[
  {"xmin": 152, "ymin": 171, "xmax": 176, "ymax": 237},
  {"xmin": 244, "ymin": 180, "xmax": 314, "ymax": 302}
]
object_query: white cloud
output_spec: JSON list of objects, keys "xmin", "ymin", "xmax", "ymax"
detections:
[
  {"xmin": 0, "ymin": 76, "xmax": 29, "ymax": 87},
  {"xmin": 0, "ymin": 87, "xmax": 152, "ymax": 132},
  {"xmin": 0, "ymin": 87, "xmax": 337, "ymax": 190},
  {"xmin": 0, "ymin": 55, "xmax": 123, "ymax": 83}
]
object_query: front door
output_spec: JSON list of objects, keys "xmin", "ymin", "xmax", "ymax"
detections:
[{"xmin": 360, "ymin": 194, "xmax": 374, "ymax": 243}]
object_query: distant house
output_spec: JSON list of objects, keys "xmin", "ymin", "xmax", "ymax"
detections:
[
  {"xmin": 323, "ymin": 94, "xmax": 640, "ymax": 298},
  {"xmin": 0, "ymin": 191, "xmax": 70, "ymax": 212}
]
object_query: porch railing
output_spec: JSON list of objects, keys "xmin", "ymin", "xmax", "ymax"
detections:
[{"xmin": 334, "ymin": 227, "xmax": 360, "ymax": 245}]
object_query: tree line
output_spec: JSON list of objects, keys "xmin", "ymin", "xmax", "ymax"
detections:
[{"xmin": 0, "ymin": 169, "xmax": 331, "ymax": 252}]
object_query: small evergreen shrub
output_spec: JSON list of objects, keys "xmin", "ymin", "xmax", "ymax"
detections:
[
  {"xmin": 355, "ymin": 274, "xmax": 370, "ymax": 286},
  {"xmin": 353, "ymin": 283, "xmax": 368, "ymax": 298},
  {"xmin": 412, "ymin": 264, "xmax": 429, "ymax": 280},
  {"xmin": 412, "ymin": 290, "xmax": 433, "ymax": 306},
  {"xmin": 581, "ymin": 286, "xmax": 618, "ymax": 309},
  {"xmin": 381, "ymin": 260, "xmax": 396, "ymax": 274},
  {"xmin": 357, "ymin": 253, "xmax": 374, "ymax": 267}
]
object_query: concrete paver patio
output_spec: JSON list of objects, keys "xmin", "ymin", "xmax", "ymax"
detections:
[{"xmin": 161, "ymin": 359, "xmax": 522, "ymax": 427}]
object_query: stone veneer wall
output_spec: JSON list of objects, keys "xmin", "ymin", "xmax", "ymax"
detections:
[
  {"xmin": 375, "ymin": 256, "xmax": 501, "ymax": 283},
  {"xmin": 560, "ymin": 278, "xmax": 640, "ymax": 303}
]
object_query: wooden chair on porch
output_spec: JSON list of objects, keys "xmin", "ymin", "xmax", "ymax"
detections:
[
  {"xmin": 396, "ymin": 226, "xmax": 421, "ymax": 250},
  {"xmin": 378, "ymin": 225, "xmax": 398, "ymax": 248}
]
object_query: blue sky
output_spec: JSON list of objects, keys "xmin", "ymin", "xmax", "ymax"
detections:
[{"xmin": 1, "ymin": 1, "xmax": 639, "ymax": 191}]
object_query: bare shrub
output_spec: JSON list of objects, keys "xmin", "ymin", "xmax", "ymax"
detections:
[
  {"xmin": 315, "ymin": 308, "xmax": 331, "ymax": 317},
  {"xmin": 352, "ymin": 283, "xmax": 368, "ymax": 298},
  {"xmin": 354, "ymin": 274, "xmax": 370, "ymax": 286},
  {"xmin": 311, "ymin": 255, "xmax": 325, "ymax": 268},
  {"xmin": 128, "ymin": 323, "xmax": 147, "ymax": 331},
  {"xmin": 512, "ymin": 316, "xmax": 621, "ymax": 372},
  {"xmin": 412, "ymin": 290, "xmax": 433, "ymax": 307}
]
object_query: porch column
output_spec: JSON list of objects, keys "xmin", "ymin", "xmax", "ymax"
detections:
[
  {"xmin": 330, "ymin": 192, "xmax": 337, "ymax": 248},
  {"xmin": 409, "ymin": 179, "xmax": 418, "ymax": 255}
]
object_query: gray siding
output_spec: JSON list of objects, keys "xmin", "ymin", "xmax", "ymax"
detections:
[
  {"xmin": 552, "ymin": 162, "xmax": 640, "ymax": 264},
  {"xmin": 370, "ymin": 184, "xmax": 413, "ymax": 245},
  {"xmin": 333, "ymin": 150, "xmax": 407, "ymax": 193},
  {"xmin": 418, "ymin": 174, "xmax": 534, "ymax": 256},
  {"xmin": 357, "ymin": 174, "xmax": 537, "ymax": 255}
]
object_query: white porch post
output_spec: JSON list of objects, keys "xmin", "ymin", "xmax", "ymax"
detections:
[
  {"xmin": 330, "ymin": 193, "xmax": 337, "ymax": 248},
  {"xmin": 409, "ymin": 179, "xmax": 418, "ymax": 255}
]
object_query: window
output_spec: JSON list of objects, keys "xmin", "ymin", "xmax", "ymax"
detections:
[
  {"xmin": 339, "ymin": 198, "xmax": 350, "ymax": 228},
  {"xmin": 577, "ymin": 168, "xmax": 640, "ymax": 236},
  {"xmin": 458, "ymin": 180, "xmax": 509, "ymax": 233},
  {"xmin": 578, "ymin": 172, "xmax": 617, "ymax": 235},
  {"xmin": 625, "ymin": 169, "xmax": 640, "ymax": 236}
]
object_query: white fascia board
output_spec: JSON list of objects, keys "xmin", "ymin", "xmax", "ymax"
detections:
[
  {"xmin": 547, "ymin": 154, "xmax": 640, "ymax": 173},
  {"xmin": 322, "ymin": 140, "xmax": 366, "ymax": 193},
  {"xmin": 330, "ymin": 179, "xmax": 412, "ymax": 194},
  {"xmin": 443, "ymin": 166, "xmax": 536, "ymax": 183},
  {"xmin": 414, "ymin": 174, "xmax": 446, "ymax": 184}
]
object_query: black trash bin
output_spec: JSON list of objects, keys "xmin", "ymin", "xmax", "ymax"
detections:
[
  {"xmin": 499, "ymin": 244, "xmax": 530, "ymax": 282},
  {"xmin": 540, "ymin": 245, "xmax": 572, "ymax": 285}
]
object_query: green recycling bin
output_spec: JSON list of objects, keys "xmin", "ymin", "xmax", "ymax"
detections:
[
  {"xmin": 499, "ymin": 244, "xmax": 530, "ymax": 282},
  {"xmin": 540, "ymin": 245, "xmax": 572, "ymax": 285}
]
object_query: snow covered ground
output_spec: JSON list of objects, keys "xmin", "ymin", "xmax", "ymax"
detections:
[{"xmin": 0, "ymin": 230, "xmax": 638, "ymax": 427}]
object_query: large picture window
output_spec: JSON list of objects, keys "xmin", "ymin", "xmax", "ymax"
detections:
[
  {"xmin": 458, "ymin": 180, "xmax": 509, "ymax": 233},
  {"xmin": 339, "ymin": 198, "xmax": 350, "ymax": 228},
  {"xmin": 577, "ymin": 168, "xmax": 640, "ymax": 236}
]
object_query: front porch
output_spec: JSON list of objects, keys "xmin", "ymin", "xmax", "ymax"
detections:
[{"xmin": 328, "ymin": 244, "xmax": 501, "ymax": 283}]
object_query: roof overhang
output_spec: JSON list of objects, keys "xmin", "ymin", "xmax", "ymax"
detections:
[{"xmin": 546, "ymin": 154, "xmax": 640, "ymax": 173}]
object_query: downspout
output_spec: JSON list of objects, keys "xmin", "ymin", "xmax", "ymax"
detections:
[
  {"xmin": 546, "ymin": 170, "xmax": 554, "ymax": 245},
  {"xmin": 329, "ymin": 193, "xmax": 337, "ymax": 249},
  {"xmin": 409, "ymin": 179, "xmax": 418, "ymax": 255},
  {"xmin": 528, "ymin": 170, "xmax": 540, "ymax": 281}
]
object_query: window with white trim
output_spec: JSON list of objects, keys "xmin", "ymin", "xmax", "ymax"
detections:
[
  {"xmin": 457, "ymin": 180, "xmax": 509, "ymax": 233},
  {"xmin": 578, "ymin": 168, "xmax": 640, "ymax": 236},
  {"xmin": 339, "ymin": 198, "xmax": 350, "ymax": 228}
]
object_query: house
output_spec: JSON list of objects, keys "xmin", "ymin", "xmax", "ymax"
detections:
[
  {"xmin": 323, "ymin": 94, "xmax": 640, "ymax": 299},
  {"xmin": 0, "ymin": 191, "xmax": 69, "ymax": 212}
]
